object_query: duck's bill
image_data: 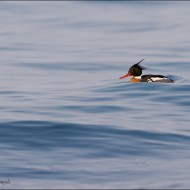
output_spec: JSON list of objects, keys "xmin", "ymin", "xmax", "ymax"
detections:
[{"xmin": 119, "ymin": 73, "xmax": 131, "ymax": 79}]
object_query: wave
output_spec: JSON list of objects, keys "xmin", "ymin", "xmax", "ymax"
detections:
[{"xmin": 1, "ymin": 120, "xmax": 190, "ymax": 158}]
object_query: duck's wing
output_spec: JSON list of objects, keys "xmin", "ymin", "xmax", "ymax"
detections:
[{"xmin": 141, "ymin": 75, "xmax": 174, "ymax": 83}]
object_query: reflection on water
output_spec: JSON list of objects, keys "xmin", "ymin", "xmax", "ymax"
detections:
[{"xmin": 0, "ymin": 1, "xmax": 190, "ymax": 189}]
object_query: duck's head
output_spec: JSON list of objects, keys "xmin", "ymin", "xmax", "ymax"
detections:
[{"xmin": 119, "ymin": 59, "xmax": 145, "ymax": 79}]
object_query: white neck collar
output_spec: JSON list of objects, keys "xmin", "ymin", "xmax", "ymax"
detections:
[{"xmin": 133, "ymin": 76, "xmax": 141, "ymax": 79}]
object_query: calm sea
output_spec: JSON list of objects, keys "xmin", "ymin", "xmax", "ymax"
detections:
[{"xmin": 0, "ymin": 1, "xmax": 190, "ymax": 189}]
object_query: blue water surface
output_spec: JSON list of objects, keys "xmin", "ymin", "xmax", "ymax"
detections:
[{"xmin": 0, "ymin": 1, "xmax": 190, "ymax": 189}]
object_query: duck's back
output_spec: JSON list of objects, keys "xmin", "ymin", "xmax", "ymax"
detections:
[{"xmin": 141, "ymin": 75, "xmax": 174, "ymax": 83}]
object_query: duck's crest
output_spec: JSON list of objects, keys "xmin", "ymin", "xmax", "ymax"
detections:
[{"xmin": 135, "ymin": 59, "xmax": 146, "ymax": 70}]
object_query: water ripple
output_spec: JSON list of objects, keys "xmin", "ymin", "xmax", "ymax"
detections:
[{"xmin": 1, "ymin": 121, "xmax": 190, "ymax": 157}]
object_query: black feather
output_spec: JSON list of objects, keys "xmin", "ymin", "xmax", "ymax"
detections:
[{"xmin": 135, "ymin": 59, "xmax": 146, "ymax": 70}]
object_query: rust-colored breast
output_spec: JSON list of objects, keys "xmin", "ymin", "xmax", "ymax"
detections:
[{"xmin": 129, "ymin": 77, "xmax": 141, "ymax": 83}]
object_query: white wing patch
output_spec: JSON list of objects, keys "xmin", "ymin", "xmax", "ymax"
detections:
[
  {"xmin": 151, "ymin": 77, "xmax": 167, "ymax": 82},
  {"xmin": 147, "ymin": 77, "xmax": 168, "ymax": 82}
]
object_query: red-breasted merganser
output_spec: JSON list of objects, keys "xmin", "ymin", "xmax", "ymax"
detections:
[{"xmin": 119, "ymin": 59, "xmax": 174, "ymax": 83}]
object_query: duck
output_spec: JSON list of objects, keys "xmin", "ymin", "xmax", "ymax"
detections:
[{"xmin": 119, "ymin": 59, "xmax": 174, "ymax": 83}]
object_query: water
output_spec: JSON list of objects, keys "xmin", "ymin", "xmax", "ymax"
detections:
[{"xmin": 0, "ymin": 1, "xmax": 190, "ymax": 189}]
